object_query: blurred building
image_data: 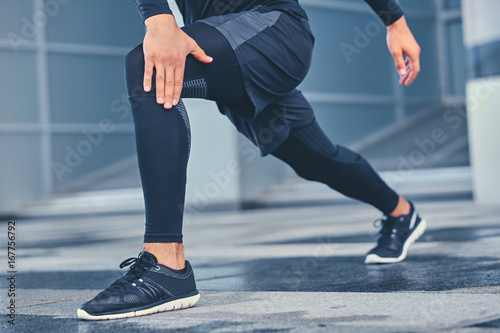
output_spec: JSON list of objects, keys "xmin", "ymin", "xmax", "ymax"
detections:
[
  {"xmin": 0, "ymin": 0, "xmax": 494, "ymax": 218},
  {"xmin": 462, "ymin": 0, "xmax": 500, "ymax": 205}
]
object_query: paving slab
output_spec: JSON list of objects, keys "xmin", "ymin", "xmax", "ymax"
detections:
[{"xmin": 1, "ymin": 200, "xmax": 499, "ymax": 332}]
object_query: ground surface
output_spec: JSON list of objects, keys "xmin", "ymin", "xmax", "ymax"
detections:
[{"xmin": 1, "ymin": 200, "xmax": 499, "ymax": 332}]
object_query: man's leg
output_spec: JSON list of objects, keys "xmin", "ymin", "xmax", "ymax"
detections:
[
  {"xmin": 126, "ymin": 22, "xmax": 252, "ymax": 269},
  {"xmin": 271, "ymin": 121, "xmax": 426, "ymax": 263},
  {"xmin": 78, "ymin": 22, "xmax": 253, "ymax": 320},
  {"xmin": 271, "ymin": 121, "xmax": 402, "ymax": 216},
  {"xmin": 259, "ymin": 91, "xmax": 426, "ymax": 264}
]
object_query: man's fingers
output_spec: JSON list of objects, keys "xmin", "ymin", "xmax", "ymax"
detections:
[
  {"xmin": 164, "ymin": 67, "xmax": 175, "ymax": 109},
  {"xmin": 408, "ymin": 51, "xmax": 421, "ymax": 73},
  {"xmin": 144, "ymin": 60, "xmax": 154, "ymax": 92},
  {"xmin": 398, "ymin": 57, "xmax": 410, "ymax": 84},
  {"xmin": 406, "ymin": 70, "xmax": 417, "ymax": 86},
  {"xmin": 392, "ymin": 49, "xmax": 407, "ymax": 76},
  {"xmin": 386, "ymin": 16, "xmax": 421, "ymax": 86},
  {"xmin": 144, "ymin": 31, "xmax": 211, "ymax": 108},
  {"xmin": 404, "ymin": 52, "xmax": 421, "ymax": 86},
  {"xmin": 173, "ymin": 65, "xmax": 185, "ymax": 106},
  {"xmin": 399, "ymin": 70, "xmax": 410, "ymax": 85},
  {"xmin": 155, "ymin": 66, "xmax": 165, "ymax": 104}
]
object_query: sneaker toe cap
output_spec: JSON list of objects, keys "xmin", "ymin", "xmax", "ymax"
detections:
[{"xmin": 367, "ymin": 246, "xmax": 401, "ymax": 258}]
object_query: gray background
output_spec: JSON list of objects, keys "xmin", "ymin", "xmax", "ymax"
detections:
[{"xmin": 0, "ymin": 0, "xmax": 467, "ymax": 215}]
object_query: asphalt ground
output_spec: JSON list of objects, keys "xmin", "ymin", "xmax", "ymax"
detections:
[{"xmin": 1, "ymin": 199, "xmax": 499, "ymax": 332}]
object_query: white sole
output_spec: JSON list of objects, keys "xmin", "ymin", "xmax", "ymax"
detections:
[
  {"xmin": 365, "ymin": 218, "xmax": 427, "ymax": 264},
  {"xmin": 77, "ymin": 293, "xmax": 200, "ymax": 320}
]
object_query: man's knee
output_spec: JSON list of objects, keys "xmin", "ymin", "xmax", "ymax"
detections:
[
  {"xmin": 125, "ymin": 44, "xmax": 146, "ymax": 96},
  {"xmin": 333, "ymin": 146, "xmax": 365, "ymax": 164},
  {"xmin": 296, "ymin": 168, "xmax": 320, "ymax": 182}
]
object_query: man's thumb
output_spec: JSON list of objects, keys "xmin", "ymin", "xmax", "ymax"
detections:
[{"xmin": 191, "ymin": 45, "xmax": 213, "ymax": 63}]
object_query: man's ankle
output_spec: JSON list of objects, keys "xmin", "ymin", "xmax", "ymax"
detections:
[
  {"xmin": 389, "ymin": 196, "xmax": 411, "ymax": 217},
  {"xmin": 143, "ymin": 243, "xmax": 186, "ymax": 270}
]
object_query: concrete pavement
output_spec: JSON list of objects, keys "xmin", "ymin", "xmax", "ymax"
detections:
[{"xmin": 1, "ymin": 199, "xmax": 499, "ymax": 332}]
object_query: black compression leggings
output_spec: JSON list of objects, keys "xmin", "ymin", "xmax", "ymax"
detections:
[
  {"xmin": 126, "ymin": 23, "xmax": 251, "ymax": 243},
  {"xmin": 126, "ymin": 22, "xmax": 399, "ymax": 243},
  {"xmin": 271, "ymin": 121, "xmax": 399, "ymax": 214}
]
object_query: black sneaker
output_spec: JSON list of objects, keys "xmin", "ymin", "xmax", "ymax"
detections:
[
  {"xmin": 77, "ymin": 251, "xmax": 200, "ymax": 320},
  {"xmin": 365, "ymin": 202, "xmax": 426, "ymax": 264}
]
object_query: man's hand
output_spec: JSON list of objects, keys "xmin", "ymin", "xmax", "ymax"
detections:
[
  {"xmin": 143, "ymin": 14, "xmax": 213, "ymax": 109},
  {"xmin": 386, "ymin": 16, "xmax": 421, "ymax": 86}
]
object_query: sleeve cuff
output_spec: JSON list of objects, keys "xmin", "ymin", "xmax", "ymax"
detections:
[
  {"xmin": 135, "ymin": 1, "xmax": 173, "ymax": 21},
  {"xmin": 365, "ymin": 0, "xmax": 404, "ymax": 26}
]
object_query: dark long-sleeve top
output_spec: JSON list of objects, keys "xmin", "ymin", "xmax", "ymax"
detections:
[{"xmin": 134, "ymin": 0, "xmax": 403, "ymax": 26}]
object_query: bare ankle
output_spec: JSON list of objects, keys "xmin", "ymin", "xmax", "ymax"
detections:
[
  {"xmin": 389, "ymin": 196, "xmax": 411, "ymax": 217},
  {"xmin": 143, "ymin": 243, "xmax": 186, "ymax": 270}
]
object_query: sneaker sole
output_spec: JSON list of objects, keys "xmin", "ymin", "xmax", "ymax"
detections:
[
  {"xmin": 77, "ymin": 293, "xmax": 200, "ymax": 320},
  {"xmin": 365, "ymin": 218, "xmax": 427, "ymax": 264}
]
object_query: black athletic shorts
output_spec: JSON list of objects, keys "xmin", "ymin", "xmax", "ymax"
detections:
[{"xmin": 199, "ymin": 5, "xmax": 316, "ymax": 155}]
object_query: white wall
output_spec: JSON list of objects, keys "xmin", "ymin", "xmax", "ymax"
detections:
[
  {"xmin": 462, "ymin": 0, "xmax": 500, "ymax": 47},
  {"xmin": 463, "ymin": 0, "xmax": 500, "ymax": 204}
]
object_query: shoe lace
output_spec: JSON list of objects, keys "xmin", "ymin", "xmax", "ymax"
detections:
[
  {"xmin": 372, "ymin": 215, "xmax": 408, "ymax": 246},
  {"xmin": 369, "ymin": 217, "xmax": 386, "ymax": 236},
  {"xmin": 108, "ymin": 252, "xmax": 159, "ymax": 292}
]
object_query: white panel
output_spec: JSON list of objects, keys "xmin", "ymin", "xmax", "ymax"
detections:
[
  {"xmin": 183, "ymin": 99, "xmax": 240, "ymax": 208},
  {"xmin": 467, "ymin": 76, "xmax": 500, "ymax": 204},
  {"xmin": 462, "ymin": 0, "xmax": 500, "ymax": 47}
]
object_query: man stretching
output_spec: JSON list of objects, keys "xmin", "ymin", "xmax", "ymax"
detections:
[{"xmin": 78, "ymin": 0, "xmax": 425, "ymax": 320}]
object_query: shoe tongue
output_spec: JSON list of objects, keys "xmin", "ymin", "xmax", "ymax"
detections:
[
  {"xmin": 140, "ymin": 251, "xmax": 158, "ymax": 264},
  {"xmin": 386, "ymin": 215, "xmax": 400, "ymax": 222}
]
